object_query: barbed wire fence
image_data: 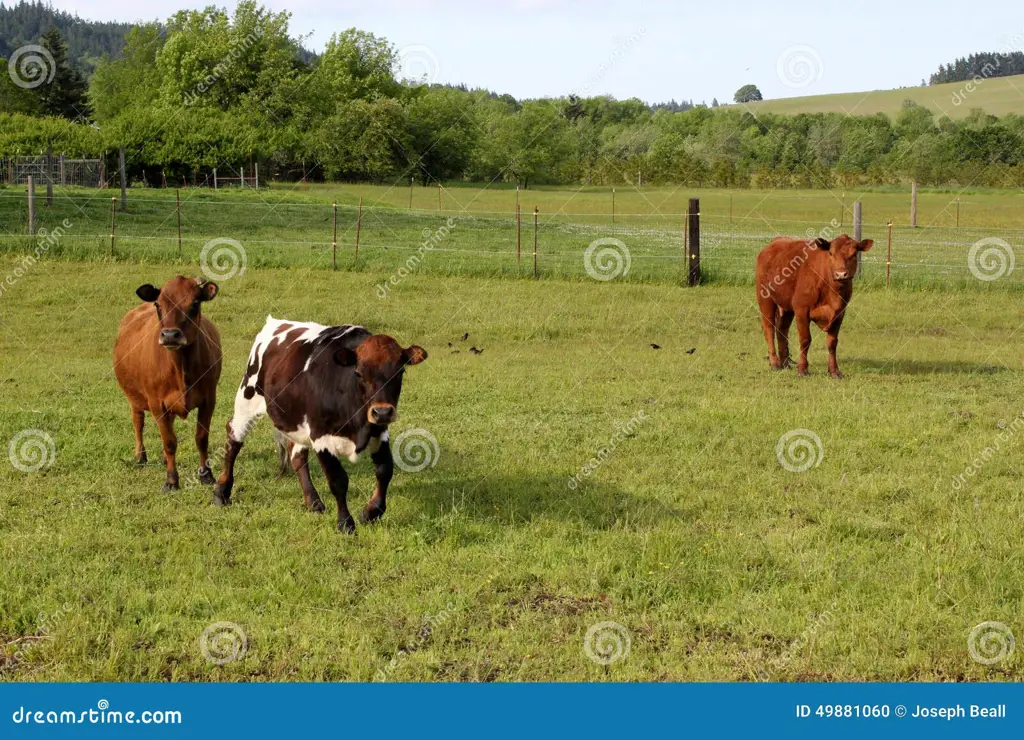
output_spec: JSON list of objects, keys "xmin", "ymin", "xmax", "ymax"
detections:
[{"xmin": 0, "ymin": 187, "xmax": 1022, "ymax": 290}]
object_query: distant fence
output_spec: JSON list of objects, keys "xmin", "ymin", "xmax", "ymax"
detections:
[
  {"xmin": 1, "ymin": 156, "xmax": 103, "ymax": 188},
  {"xmin": 0, "ymin": 188, "xmax": 1022, "ymax": 291}
]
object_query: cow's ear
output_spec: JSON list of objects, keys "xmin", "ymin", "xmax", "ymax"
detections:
[
  {"xmin": 136, "ymin": 284, "xmax": 160, "ymax": 302},
  {"xmin": 812, "ymin": 237, "xmax": 830, "ymax": 251},
  {"xmin": 333, "ymin": 348, "xmax": 357, "ymax": 367},
  {"xmin": 857, "ymin": 239, "xmax": 874, "ymax": 252},
  {"xmin": 403, "ymin": 346, "xmax": 428, "ymax": 366},
  {"xmin": 199, "ymin": 280, "xmax": 219, "ymax": 301}
]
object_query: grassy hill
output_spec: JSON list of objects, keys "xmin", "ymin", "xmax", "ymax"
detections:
[{"xmin": 734, "ymin": 74, "xmax": 1024, "ymax": 120}]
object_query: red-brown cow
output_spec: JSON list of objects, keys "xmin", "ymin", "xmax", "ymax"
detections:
[
  {"xmin": 113, "ymin": 276, "xmax": 222, "ymax": 490},
  {"xmin": 755, "ymin": 234, "xmax": 873, "ymax": 378}
]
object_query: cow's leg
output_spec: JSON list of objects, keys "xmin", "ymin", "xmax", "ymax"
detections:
[
  {"xmin": 291, "ymin": 446, "xmax": 325, "ymax": 513},
  {"xmin": 214, "ymin": 388, "xmax": 266, "ymax": 506},
  {"xmin": 776, "ymin": 311, "xmax": 795, "ymax": 369},
  {"xmin": 758, "ymin": 298, "xmax": 781, "ymax": 369},
  {"xmin": 361, "ymin": 437, "xmax": 394, "ymax": 525},
  {"xmin": 825, "ymin": 314, "xmax": 846, "ymax": 379},
  {"xmin": 316, "ymin": 451, "xmax": 355, "ymax": 534},
  {"xmin": 153, "ymin": 411, "xmax": 179, "ymax": 492},
  {"xmin": 131, "ymin": 407, "xmax": 147, "ymax": 464},
  {"xmin": 796, "ymin": 311, "xmax": 813, "ymax": 376},
  {"xmin": 195, "ymin": 400, "xmax": 215, "ymax": 485}
]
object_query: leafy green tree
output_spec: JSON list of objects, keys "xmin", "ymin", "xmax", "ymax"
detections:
[{"xmin": 733, "ymin": 84, "xmax": 763, "ymax": 103}]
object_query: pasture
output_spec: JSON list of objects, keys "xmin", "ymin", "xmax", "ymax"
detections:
[{"xmin": 1, "ymin": 259, "xmax": 1023, "ymax": 681}]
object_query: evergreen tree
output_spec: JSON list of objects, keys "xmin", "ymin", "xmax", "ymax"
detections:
[{"xmin": 35, "ymin": 27, "xmax": 88, "ymax": 119}]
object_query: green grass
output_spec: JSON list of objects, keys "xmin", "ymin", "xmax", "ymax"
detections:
[
  {"xmin": 731, "ymin": 74, "xmax": 1024, "ymax": 120},
  {"xmin": 2, "ymin": 184, "xmax": 1024, "ymax": 291},
  {"xmin": 2, "ymin": 260, "xmax": 1023, "ymax": 681}
]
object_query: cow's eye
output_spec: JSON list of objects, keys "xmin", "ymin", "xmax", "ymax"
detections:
[
  {"xmin": 353, "ymin": 370, "xmax": 363, "ymax": 379},
  {"xmin": 189, "ymin": 300, "xmax": 200, "ymax": 314}
]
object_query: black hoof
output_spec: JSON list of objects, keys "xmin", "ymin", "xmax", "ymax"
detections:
[
  {"xmin": 360, "ymin": 505, "xmax": 385, "ymax": 524},
  {"xmin": 135, "ymin": 451, "xmax": 148, "ymax": 465},
  {"xmin": 338, "ymin": 518, "xmax": 357, "ymax": 535},
  {"xmin": 198, "ymin": 466, "xmax": 215, "ymax": 485},
  {"xmin": 213, "ymin": 482, "xmax": 232, "ymax": 506},
  {"xmin": 310, "ymin": 499, "xmax": 326, "ymax": 514},
  {"xmin": 162, "ymin": 481, "xmax": 180, "ymax": 493},
  {"xmin": 213, "ymin": 495, "xmax": 231, "ymax": 507}
]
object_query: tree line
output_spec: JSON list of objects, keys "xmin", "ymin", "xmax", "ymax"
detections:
[
  {"xmin": 930, "ymin": 52, "xmax": 1024, "ymax": 85},
  {"xmin": 1, "ymin": 1, "xmax": 1023, "ymax": 189}
]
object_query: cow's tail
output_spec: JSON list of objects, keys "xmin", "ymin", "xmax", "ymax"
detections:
[{"xmin": 273, "ymin": 429, "xmax": 291, "ymax": 478}]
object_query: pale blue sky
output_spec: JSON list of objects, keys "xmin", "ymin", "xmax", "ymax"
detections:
[{"xmin": 58, "ymin": 0, "xmax": 1024, "ymax": 104}]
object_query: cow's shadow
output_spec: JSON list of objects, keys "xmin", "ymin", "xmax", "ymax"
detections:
[{"xmin": 847, "ymin": 357, "xmax": 1010, "ymax": 375}]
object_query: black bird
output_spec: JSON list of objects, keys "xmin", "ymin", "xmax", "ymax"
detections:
[
  {"xmin": 460, "ymin": 332, "xmax": 470, "ymax": 341},
  {"xmin": 469, "ymin": 346, "xmax": 484, "ymax": 355},
  {"xmin": 649, "ymin": 343, "xmax": 661, "ymax": 350},
  {"xmin": 686, "ymin": 347, "xmax": 696, "ymax": 355}
]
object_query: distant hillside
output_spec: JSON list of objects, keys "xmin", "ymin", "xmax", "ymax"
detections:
[
  {"xmin": 930, "ymin": 52, "xmax": 1024, "ymax": 85},
  {"xmin": 731, "ymin": 74, "xmax": 1024, "ymax": 120},
  {"xmin": 0, "ymin": 0, "xmax": 135, "ymax": 75}
]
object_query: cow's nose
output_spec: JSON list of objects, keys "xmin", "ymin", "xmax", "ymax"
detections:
[
  {"xmin": 160, "ymin": 328, "xmax": 184, "ymax": 345},
  {"xmin": 834, "ymin": 271, "xmax": 849, "ymax": 280},
  {"xmin": 371, "ymin": 405, "xmax": 395, "ymax": 424}
]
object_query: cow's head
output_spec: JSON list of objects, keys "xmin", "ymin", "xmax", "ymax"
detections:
[
  {"xmin": 816, "ymin": 234, "xmax": 873, "ymax": 282},
  {"xmin": 135, "ymin": 276, "xmax": 219, "ymax": 351},
  {"xmin": 333, "ymin": 335, "xmax": 427, "ymax": 425}
]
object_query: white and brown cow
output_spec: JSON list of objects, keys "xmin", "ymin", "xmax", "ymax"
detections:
[{"xmin": 214, "ymin": 316, "xmax": 427, "ymax": 533}]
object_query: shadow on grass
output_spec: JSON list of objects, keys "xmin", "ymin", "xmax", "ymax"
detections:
[{"xmin": 848, "ymin": 357, "xmax": 1009, "ymax": 375}]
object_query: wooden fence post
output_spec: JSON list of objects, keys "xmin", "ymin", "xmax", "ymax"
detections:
[
  {"xmin": 437, "ymin": 183, "xmax": 441, "ymax": 213},
  {"xmin": 409, "ymin": 178, "xmax": 414, "ymax": 209},
  {"xmin": 176, "ymin": 189, "xmax": 182, "ymax": 257},
  {"xmin": 355, "ymin": 197, "xmax": 362, "ymax": 261},
  {"xmin": 612, "ymin": 187, "xmax": 616, "ymax": 224},
  {"xmin": 516, "ymin": 203, "xmax": 521, "ymax": 270},
  {"xmin": 255, "ymin": 162, "xmax": 259, "ymax": 189},
  {"xmin": 911, "ymin": 181, "xmax": 918, "ymax": 228},
  {"xmin": 118, "ymin": 147, "xmax": 127, "ymax": 211},
  {"xmin": 687, "ymin": 198, "xmax": 700, "ymax": 286},
  {"xmin": 332, "ymin": 202, "xmax": 338, "ymax": 270},
  {"xmin": 886, "ymin": 220, "xmax": 893, "ymax": 289},
  {"xmin": 956, "ymin": 197, "xmax": 960, "ymax": 228},
  {"xmin": 533, "ymin": 206, "xmax": 539, "ymax": 279},
  {"xmin": 45, "ymin": 145, "xmax": 53, "ymax": 207},
  {"xmin": 853, "ymin": 201, "xmax": 863, "ymax": 278},
  {"xmin": 213, "ymin": 168, "xmax": 218, "ymax": 190},
  {"xmin": 26, "ymin": 175, "xmax": 35, "ymax": 236},
  {"xmin": 110, "ymin": 196, "xmax": 117, "ymax": 255}
]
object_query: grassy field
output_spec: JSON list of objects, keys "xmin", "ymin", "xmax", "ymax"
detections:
[
  {"xmin": 1, "ymin": 259, "xmax": 1023, "ymax": 681},
  {"xmin": 1, "ymin": 184, "xmax": 1023, "ymax": 290},
  {"xmin": 732, "ymin": 73, "xmax": 1024, "ymax": 120}
]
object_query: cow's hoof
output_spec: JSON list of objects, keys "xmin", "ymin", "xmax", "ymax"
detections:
[
  {"xmin": 360, "ymin": 505, "xmax": 385, "ymax": 524},
  {"xmin": 213, "ymin": 495, "xmax": 231, "ymax": 507},
  {"xmin": 213, "ymin": 482, "xmax": 232, "ymax": 506},
  {"xmin": 198, "ymin": 466, "xmax": 215, "ymax": 485},
  {"xmin": 770, "ymin": 359, "xmax": 783, "ymax": 370},
  {"xmin": 797, "ymin": 368, "xmax": 809, "ymax": 377},
  {"xmin": 830, "ymin": 372, "xmax": 844, "ymax": 380},
  {"xmin": 162, "ymin": 481, "xmax": 180, "ymax": 493},
  {"xmin": 310, "ymin": 499, "xmax": 326, "ymax": 514},
  {"xmin": 338, "ymin": 518, "xmax": 357, "ymax": 535},
  {"xmin": 135, "ymin": 451, "xmax": 148, "ymax": 465}
]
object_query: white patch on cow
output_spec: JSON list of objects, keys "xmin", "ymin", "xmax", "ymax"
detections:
[
  {"xmin": 227, "ymin": 386, "xmax": 267, "ymax": 442},
  {"xmin": 313, "ymin": 434, "xmax": 359, "ymax": 464}
]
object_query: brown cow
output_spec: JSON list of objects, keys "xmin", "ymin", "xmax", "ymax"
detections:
[
  {"xmin": 113, "ymin": 276, "xmax": 222, "ymax": 491},
  {"xmin": 755, "ymin": 234, "xmax": 873, "ymax": 378}
]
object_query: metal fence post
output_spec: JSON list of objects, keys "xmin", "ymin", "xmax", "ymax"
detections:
[
  {"xmin": 176, "ymin": 189, "xmax": 182, "ymax": 257},
  {"xmin": 687, "ymin": 198, "xmax": 700, "ymax": 286},
  {"xmin": 533, "ymin": 206, "xmax": 539, "ymax": 279},
  {"xmin": 911, "ymin": 181, "xmax": 918, "ymax": 228},
  {"xmin": 26, "ymin": 175, "xmax": 35, "ymax": 236},
  {"xmin": 110, "ymin": 196, "xmax": 117, "ymax": 255},
  {"xmin": 332, "ymin": 202, "xmax": 338, "ymax": 271},
  {"xmin": 886, "ymin": 220, "xmax": 893, "ymax": 289},
  {"xmin": 355, "ymin": 197, "xmax": 362, "ymax": 262},
  {"xmin": 853, "ymin": 201, "xmax": 863, "ymax": 277}
]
